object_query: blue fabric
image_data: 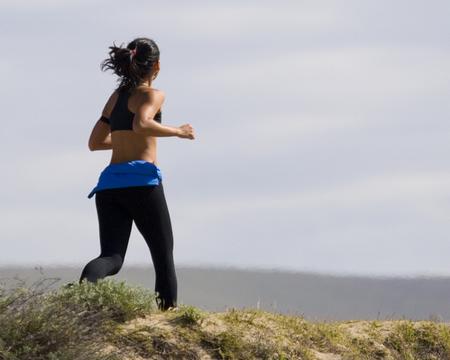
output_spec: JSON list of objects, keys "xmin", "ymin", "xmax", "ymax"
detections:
[{"xmin": 87, "ymin": 160, "xmax": 162, "ymax": 199}]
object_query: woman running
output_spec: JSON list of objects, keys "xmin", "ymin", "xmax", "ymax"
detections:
[{"xmin": 79, "ymin": 37, "xmax": 195, "ymax": 311}]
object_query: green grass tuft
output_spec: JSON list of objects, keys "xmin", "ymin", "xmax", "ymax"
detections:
[
  {"xmin": 52, "ymin": 278, "xmax": 157, "ymax": 322},
  {"xmin": 175, "ymin": 304, "xmax": 206, "ymax": 326}
]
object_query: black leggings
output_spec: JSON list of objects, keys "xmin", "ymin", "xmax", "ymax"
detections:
[{"xmin": 79, "ymin": 183, "xmax": 177, "ymax": 310}]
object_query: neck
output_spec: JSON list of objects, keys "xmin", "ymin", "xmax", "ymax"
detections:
[
  {"xmin": 138, "ymin": 80, "xmax": 152, "ymax": 87},
  {"xmin": 138, "ymin": 74, "xmax": 156, "ymax": 88}
]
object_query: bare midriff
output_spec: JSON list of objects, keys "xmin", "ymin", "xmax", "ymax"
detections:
[{"xmin": 109, "ymin": 132, "xmax": 158, "ymax": 165}]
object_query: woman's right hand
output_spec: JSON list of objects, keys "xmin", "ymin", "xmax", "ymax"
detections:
[{"xmin": 177, "ymin": 124, "xmax": 195, "ymax": 139}]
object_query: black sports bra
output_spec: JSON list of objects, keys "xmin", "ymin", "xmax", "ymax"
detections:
[{"xmin": 100, "ymin": 89, "xmax": 162, "ymax": 131}]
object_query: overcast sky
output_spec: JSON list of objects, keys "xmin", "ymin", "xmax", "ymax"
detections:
[{"xmin": 1, "ymin": 0, "xmax": 449, "ymax": 276}]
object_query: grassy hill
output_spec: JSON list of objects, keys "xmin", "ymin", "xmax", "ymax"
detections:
[{"xmin": 1, "ymin": 278, "xmax": 450, "ymax": 360}]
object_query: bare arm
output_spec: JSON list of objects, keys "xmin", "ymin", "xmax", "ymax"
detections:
[
  {"xmin": 88, "ymin": 120, "xmax": 112, "ymax": 151},
  {"xmin": 88, "ymin": 91, "xmax": 118, "ymax": 151},
  {"xmin": 132, "ymin": 90, "xmax": 181, "ymax": 137}
]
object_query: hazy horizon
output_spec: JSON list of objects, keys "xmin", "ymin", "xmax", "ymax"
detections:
[{"xmin": 3, "ymin": 265, "xmax": 450, "ymax": 321}]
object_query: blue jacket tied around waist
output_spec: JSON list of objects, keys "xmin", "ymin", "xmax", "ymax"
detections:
[{"xmin": 87, "ymin": 160, "xmax": 162, "ymax": 199}]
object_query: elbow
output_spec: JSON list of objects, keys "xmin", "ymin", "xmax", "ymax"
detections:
[
  {"xmin": 132, "ymin": 121, "xmax": 143, "ymax": 134},
  {"xmin": 88, "ymin": 135, "xmax": 95, "ymax": 151},
  {"xmin": 133, "ymin": 120, "xmax": 156, "ymax": 136},
  {"xmin": 88, "ymin": 140, "xmax": 97, "ymax": 151}
]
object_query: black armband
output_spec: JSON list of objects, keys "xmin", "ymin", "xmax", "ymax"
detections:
[{"xmin": 100, "ymin": 115, "xmax": 110, "ymax": 124}]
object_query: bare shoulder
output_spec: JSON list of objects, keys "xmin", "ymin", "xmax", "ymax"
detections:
[
  {"xmin": 136, "ymin": 88, "xmax": 166, "ymax": 106},
  {"xmin": 141, "ymin": 87, "xmax": 165, "ymax": 99}
]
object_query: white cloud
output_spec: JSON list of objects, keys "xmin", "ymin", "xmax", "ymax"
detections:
[
  {"xmin": 0, "ymin": 0, "xmax": 91, "ymax": 10},
  {"xmin": 129, "ymin": 4, "xmax": 339, "ymax": 37},
  {"xmin": 173, "ymin": 171, "xmax": 450, "ymax": 221},
  {"xmin": 190, "ymin": 46, "xmax": 450, "ymax": 103}
]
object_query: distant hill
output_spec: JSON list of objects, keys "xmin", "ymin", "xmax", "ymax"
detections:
[
  {"xmin": 2, "ymin": 265, "xmax": 450, "ymax": 321},
  {"xmin": 1, "ymin": 277, "xmax": 450, "ymax": 359}
]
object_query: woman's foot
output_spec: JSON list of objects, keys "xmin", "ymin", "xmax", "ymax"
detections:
[{"xmin": 156, "ymin": 297, "xmax": 178, "ymax": 311}]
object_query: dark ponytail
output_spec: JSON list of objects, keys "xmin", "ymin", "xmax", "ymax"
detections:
[{"xmin": 100, "ymin": 37, "xmax": 160, "ymax": 93}]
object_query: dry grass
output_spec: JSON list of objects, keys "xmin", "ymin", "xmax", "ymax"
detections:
[{"xmin": 1, "ymin": 276, "xmax": 450, "ymax": 360}]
